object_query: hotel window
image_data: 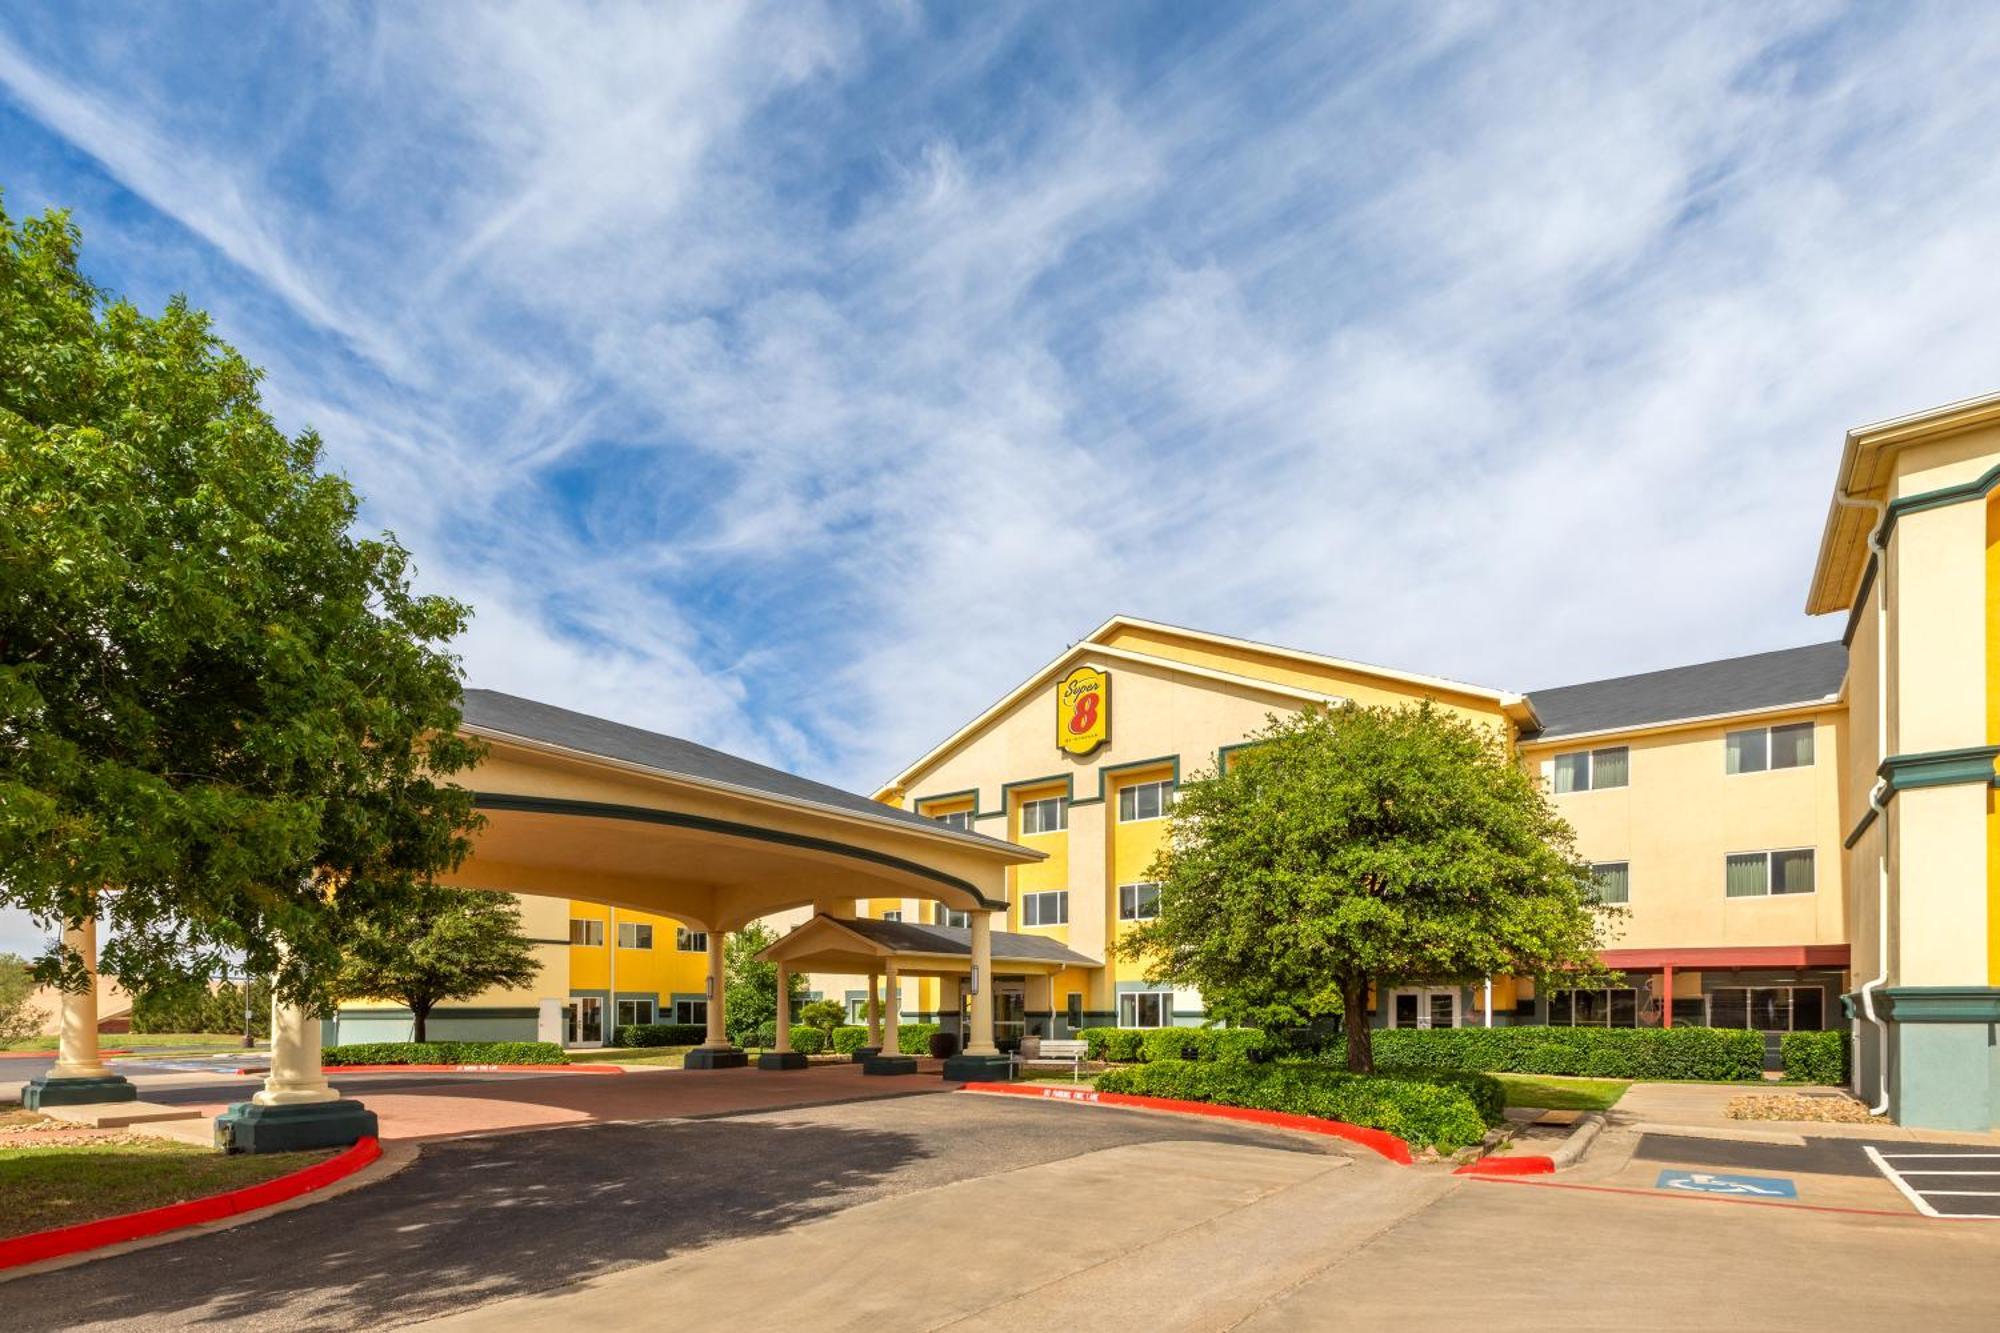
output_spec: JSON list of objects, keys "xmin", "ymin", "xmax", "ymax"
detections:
[
  {"xmin": 933, "ymin": 903, "xmax": 970, "ymax": 929},
  {"xmin": 617, "ymin": 922, "xmax": 653, "ymax": 949},
  {"xmin": 929, "ymin": 808, "xmax": 974, "ymax": 831},
  {"xmin": 1118, "ymin": 779, "xmax": 1175, "ymax": 822},
  {"xmin": 1726, "ymin": 722, "xmax": 1815, "ymax": 775},
  {"xmin": 881, "ymin": 910, "xmax": 902, "ymax": 922},
  {"xmin": 673, "ymin": 998, "xmax": 708, "ymax": 1026},
  {"xmin": 1118, "ymin": 882, "xmax": 1162, "ymax": 920},
  {"xmin": 1552, "ymin": 746, "xmax": 1628, "ymax": 793},
  {"xmin": 1119, "ymin": 991, "xmax": 1173, "ymax": 1028},
  {"xmin": 1546, "ymin": 987, "xmax": 1639, "ymax": 1027},
  {"xmin": 1725, "ymin": 849, "xmax": 1816, "ymax": 898},
  {"xmin": 1707, "ymin": 986, "xmax": 1826, "ymax": 1031},
  {"xmin": 616, "ymin": 998, "xmax": 655, "ymax": 1028},
  {"xmin": 675, "ymin": 927, "xmax": 708, "ymax": 952},
  {"xmin": 1019, "ymin": 795, "xmax": 1067, "ymax": 835},
  {"xmin": 1022, "ymin": 890, "xmax": 1069, "ymax": 927},
  {"xmin": 1590, "ymin": 862, "xmax": 1630, "ymax": 905},
  {"xmin": 568, "ymin": 919, "xmax": 605, "ymax": 947}
]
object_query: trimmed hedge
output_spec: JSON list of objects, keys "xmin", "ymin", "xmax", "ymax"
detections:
[
  {"xmin": 1371, "ymin": 1025, "xmax": 1766, "ymax": 1081},
  {"xmin": 756, "ymin": 1020, "xmax": 779, "ymax": 1049},
  {"xmin": 616, "ymin": 1023, "xmax": 707, "ymax": 1048},
  {"xmin": 1781, "ymin": 1029, "xmax": 1850, "ymax": 1085},
  {"xmin": 898, "ymin": 1023, "xmax": 941, "ymax": 1056},
  {"xmin": 790, "ymin": 1027, "xmax": 828, "ymax": 1055},
  {"xmin": 831, "ymin": 1025, "xmax": 869, "ymax": 1055},
  {"xmin": 1081, "ymin": 1026, "xmax": 1271, "ymax": 1064},
  {"xmin": 324, "ymin": 1041, "xmax": 568, "ymax": 1066},
  {"xmin": 1095, "ymin": 1060, "xmax": 1499, "ymax": 1151}
]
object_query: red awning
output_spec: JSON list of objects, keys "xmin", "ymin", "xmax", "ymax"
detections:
[{"xmin": 1597, "ymin": 945, "xmax": 1850, "ymax": 970}]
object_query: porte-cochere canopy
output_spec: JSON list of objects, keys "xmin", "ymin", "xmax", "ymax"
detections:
[
  {"xmin": 442, "ymin": 690, "xmax": 1041, "ymax": 931},
  {"xmin": 758, "ymin": 914, "xmax": 1098, "ymax": 978}
]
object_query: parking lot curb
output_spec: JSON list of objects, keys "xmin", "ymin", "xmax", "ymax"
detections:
[
  {"xmin": 226, "ymin": 1062, "xmax": 627, "ymax": 1076},
  {"xmin": 0, "ymin": 1135, "xmax": 388, "ymax": 1274},
  {"xmin": 957, "ymin": 1081, "xmax": 1416, "ymax": 1164},
  {"xmin": 1455, "ymin": 1111, "xmax": 1606, "ymax": 1177}
]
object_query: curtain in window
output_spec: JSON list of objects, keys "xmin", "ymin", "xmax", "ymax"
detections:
[
  {"xmin": 1771, "ymin": 723, "xmax": 1814, "ymax": 768},
  {"xmin": 1726, "ymin": 729, "xmax": 1767, "ymax": 775},
  {"xmin": 1591, "ymin": 747, "xmax": 1629, "ymax": 787},
  {"xmin": 1725, "ymin": 853, "xmax": 1769, "ymax": 897},
  {"xmin": 1772, "ymin": 849, "xmax": 1815, "ymax": 894},
  {"xmin": 1592, "ymin": 863, "xmax": 1630, "ymax": 904},
  {"xmin": 1553, "ymin": 754, "xmax": 1588, "ymax": 794}
]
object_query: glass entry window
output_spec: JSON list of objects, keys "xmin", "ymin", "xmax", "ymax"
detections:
[
  {"xmin": 1388, "ymin": 988, "xmax": 1459, "ymax": 1029},
  {"xmin": 1548, "ymin": 988, "xmax": 1639, "ymax": 1027},
  {"xmin": 995, "ymin": 983, "xmax": 1027, "ymax": 1042},
  {"xmin": 1118, "ymin": 991, "xmax": 1173, "ymax": 1028},
  {"xmin": 565, "ymin": 996, "xmax": 604, "ymax": 1046},
  {"xmin": 1707, "ymin": 986, "xmax": 1825, "ymax": 1031}
]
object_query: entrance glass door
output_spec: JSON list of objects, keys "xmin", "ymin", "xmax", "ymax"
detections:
[
  {"xmin": 1389, "ymin": 988, "xmax": 1459, "ymax": 1029},
  {"xmin": 566, "ymin": 997, "xmax": 604, "ymax": 1046},
  {"xmin": 995, "ymin": 983, "xmax": 1026, "ymax": 1045}
]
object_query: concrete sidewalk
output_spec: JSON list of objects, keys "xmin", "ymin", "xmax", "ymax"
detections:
[
  {"xmin": 420, "ymin": 1139, "xmax": 1441, "ymax": 1333},
  {"xmin": 1613, "ymin": 1081, "xmax": 2000, "ymax": 1145}
]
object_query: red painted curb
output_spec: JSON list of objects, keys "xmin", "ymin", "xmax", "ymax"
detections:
[
  {"xmin": 959, "ymin": 1082, "xmax": 1416, "ymax": 1165},
  {"xmin": 226, "ymin": 1063, "xmax": 624, "ymax": 1076},
  {"xmin": 1454, "ymin": 1154, "xmax": 1556, "ymax": 1177},
  {"xmin": 0, "ymin": 1136, "xmax": 383, "ymax": 1271}
]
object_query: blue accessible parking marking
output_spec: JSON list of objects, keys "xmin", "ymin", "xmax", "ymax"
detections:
[{"xmin": 1655, "ymin": 1169, "xmax": 1798, "ymax": 1198}]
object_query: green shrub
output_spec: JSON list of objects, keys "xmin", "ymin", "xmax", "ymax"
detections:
[
  {"xmin": 897, "ymin": 1023, "xmax": 940, "ymax": 1056},
  {"xmin": 1141, "ymin": 1026, "xmax": 1207, "ymax": 1062},
  {"xmin": 1370, "ymin": 1025, "xmax": 1765, "ymax": 1081},
  {"xmin": 1781, "ymin": 1029, "xmax": 1849, "ymax": 1085},
  {"xmin": 616, "ymin": 1023, "xmax": 707, "ymax": 1048},
  {"xmin": 1095, "ymin": 1059, "xmax": 1495, "ymax": 1151},
  {"xmin": 831, "ymin": 1025, "xmax": 870, "ymax": 1055},
  {"xmin": 1376, "ymin": 1066, "xmax": 1506, "ymax": 1125},
  {"xmin": 1081, "ymin": 1027, "xmax": 1143, "ymax": 1062},
  {"xmin": 755, "ymin": 1020, "xmax": 779, "ymax": 1049},
  {"xmin": 789, "ymin": 1026, "xmax": 828, "ymax": 1055},
  {"xmin": 1083, "ymin": 1025, "xmax": 1271, "ymax": 1063},
  {"xmin": 324, "ymin": 1041, "xmax": 568, "ymax": 1066}
]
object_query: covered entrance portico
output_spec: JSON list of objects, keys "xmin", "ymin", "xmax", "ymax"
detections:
[
  {"xmin": 34, "ymin": 690, "xmax": 1043, "ymax": 1151},
  {"xmin": 757, "ymin": 914, "xmax": 1098, "ymax": 1080}
]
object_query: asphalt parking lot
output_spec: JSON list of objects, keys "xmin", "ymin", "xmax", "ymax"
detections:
[{"xmin": 4, "ymin": 1087, "xmax": 1347, "ymax": 1331}]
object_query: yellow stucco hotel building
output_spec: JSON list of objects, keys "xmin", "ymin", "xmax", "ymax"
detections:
[{"xmin": 328, "ymin": 390, "xmax": 2000, "ymax": 1131}]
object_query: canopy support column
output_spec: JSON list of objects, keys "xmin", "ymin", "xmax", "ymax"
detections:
[
  {"xmin": 687, "ymin": 929, "xmax": 747, "ymax": 1069},
  {"xmin": 23, "ymin": 913, "xmax": 136, "ymax": 1110},
  {"xmin": 942, "ymin": 909, "xmax": 1015, "ymax": 1082},
  {"xmin": 216, "ymin": 961, "xmax": 377, "ymax": 1153},
  {"xmin": 758, "ymin": 962, "xmax": 806, "ymax": 1070},
  {"xmin": 863, "ymin": 956, "xmax": 916, "ymax": 1076}
]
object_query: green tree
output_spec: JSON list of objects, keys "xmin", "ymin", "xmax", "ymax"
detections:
[
  {"xmin": 723, "ymin": 922, "xmax": 806, "ymax": 1046},
  {"xmin": 1118, "ymin": 703, "xmax": 1616, "ymax": 1073},
  {"xmin": 335, "ymin": 887, "xmax": 539, "ymax": 1042},
  {"xmin": 799, "ymin": 998, "xmax": 846, "ymax": 1041},
  {"xmin": 0, "ymin": 199, "xmax": 483, "ymax": 1007},
  {"xmin": 0, "ymin": 953, "xmax": 47, "ymax": 1045}
]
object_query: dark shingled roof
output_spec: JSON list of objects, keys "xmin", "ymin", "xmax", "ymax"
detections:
[
  {"xmin": 1522, "ymin": 642, "xmax": 1848, "ymax": 741},
  {"xmin": 831, "ymin": 916, "xmax": 1099, "ymax": 967},
  {"xmin": 459, "ymin": 688, "xmax": 1017, "ymax": 849}
]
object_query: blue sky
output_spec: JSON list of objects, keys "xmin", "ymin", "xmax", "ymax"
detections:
[{"xmin": 6, "ymin": 4, "xmax": 2000, "ymax": 956}]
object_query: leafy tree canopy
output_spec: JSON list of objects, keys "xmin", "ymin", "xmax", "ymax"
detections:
[
  {"xmin": 0, "ymin": 953, "xmax": 46, "ymax": 1045},
  {"xmin": 335, "ymin": 887, "xmax": 539, "ymax": 1042},
  {"xmin": 724, "ymin": 921, "xmax": 807, "ymax": 1045},
  {"xmin": 1117, "ymin": 702, "xmax": 1616, "ymax": 1072},
  {"xmin": 0, "ymin": 199, "xmax": 483, "ymax": 1006}
]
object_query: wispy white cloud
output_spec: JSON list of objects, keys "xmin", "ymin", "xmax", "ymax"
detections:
[{"xmin": 3, "ymin": 0, "xmax": 2000, "ymax": 809}]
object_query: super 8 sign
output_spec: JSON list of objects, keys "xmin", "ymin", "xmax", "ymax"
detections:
[{"xmin": 1058, "ymin": 667, "xmax": 1109, "ymax": 756}]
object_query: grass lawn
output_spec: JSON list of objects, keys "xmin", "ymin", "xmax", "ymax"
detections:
[
  {"xmin": 2, "ymin": 1032, "xmax": 266, "ymax": 1055},
  {"xmin": 0, "ymin": 1130, "xmax": 332, "ymax": 1239},
  {"xmin": 565, "ymin": 1046, "xmax": 694, "ymax": 1067},
  {"xmin": 1492, "ymin": 1073, "xmax": 1630, "ymax": 1112}
]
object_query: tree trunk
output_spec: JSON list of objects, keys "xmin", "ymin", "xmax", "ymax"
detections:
[
  {"xmin": 1342, "ymin": 976, "xmax": 1373, "ymax": 1073},
  {"xmin": 412, "ymin": 1001, "xmax": 430, "ymax": 1044}
]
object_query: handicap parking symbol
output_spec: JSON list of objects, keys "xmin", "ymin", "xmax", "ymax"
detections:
[{"xmin": 1655, "ymin": 1170, "xmax": 1797, "ymax": 1198}]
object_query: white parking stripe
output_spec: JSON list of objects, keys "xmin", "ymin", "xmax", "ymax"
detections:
[{"xmin": 1864, "ymin": 1145, "xmax": 2000, "ymax": 1218}]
